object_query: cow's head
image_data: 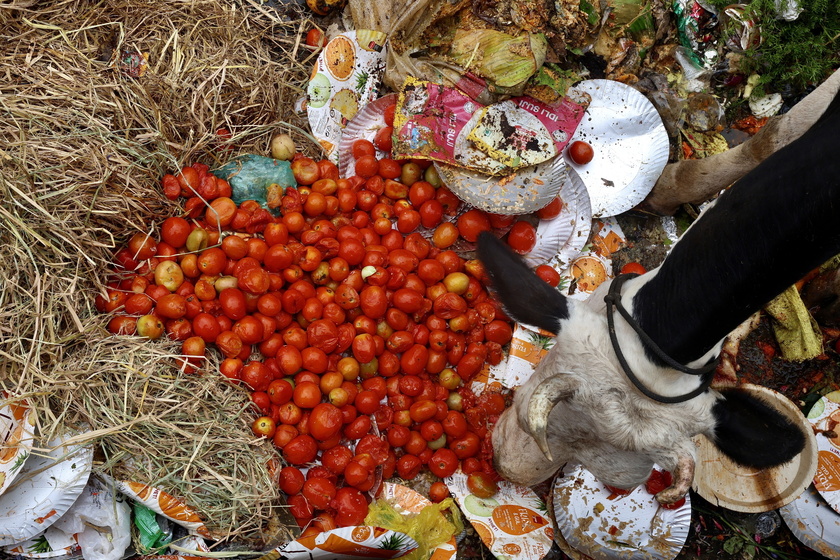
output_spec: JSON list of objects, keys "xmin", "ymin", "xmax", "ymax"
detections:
[{"xmin": 478, "ymin": 231, "xmax": 806, "ymax": 502}]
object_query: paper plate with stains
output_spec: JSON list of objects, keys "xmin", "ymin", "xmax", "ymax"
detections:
[
  {"xmin": 524, "ymin": 166, "xmax": 592, "ymax": 272},
  {"xmin": 0, "ymin": 393, "xmax": 37, "ymax": 498},
  {"xmin": 0, "ymin": 431, "xmax": 93, "ymax": 546},
  {"xmin": 434, "ymin": 154, "xmax": 568, "ymax": 216},
  {"xmin": 803, "ymin": 390, "xmax": 840, "ymax": 515},
  {"xmin": 552, "ymin": 464, "xmax": 691, "ymax": 560},
  {"xmin": 780, "ymin": 483, "xmax": 840, "ymax": 559},
  {"xmin": 564, "ymin": 80, "xmax": 669, "ymax": 218},
  {"xmin": 692, "ymin": 384, "xmax": 817, "ymax": 513}
]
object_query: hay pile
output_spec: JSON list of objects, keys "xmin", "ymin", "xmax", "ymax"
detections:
[{"xmin": 0, "ymin": 0, "xmax": 322, "ymax": 549}]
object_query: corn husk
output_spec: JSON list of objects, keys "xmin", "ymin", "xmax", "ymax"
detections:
[{"xmin": 449, "ymin": 29, "xmax": 547, "ymax": 89}]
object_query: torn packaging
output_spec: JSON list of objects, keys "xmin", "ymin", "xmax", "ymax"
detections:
[{"xmin": 477, "ymin": 87, "xmax": 840, "ymax": 503}]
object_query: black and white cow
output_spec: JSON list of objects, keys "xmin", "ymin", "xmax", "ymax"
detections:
[{"xmin": 478, "ymin": 89, "xmax": 840, "ymax": 504}]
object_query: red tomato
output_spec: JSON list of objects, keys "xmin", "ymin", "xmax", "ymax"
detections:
[
  {"xmin": 384, "ymin": 104, "xmax": 396, "ymax": 126},
  {"xmin": 645, "ymin": 469, "xmax": 672, "ymax": 495},
  {"xmin": 283, "ymin": 434, "xmax": 318, "ymax": 465},
  {"xmin": 355, "ymin": 155, "xmax": 379, "ymax": 178},
  {"xmin": 331, "ymin": 487, "xmax": 369, "ymax": 527},
  {"xmin": 305, "ymin": 28, "xmax": 325, "ymax": 48},
  {"xmin": 354, "ymin": 434, "xmax": 390, "ymax": 464},
  {"xmin": 278, "ymin": 466, "xmax": 305, "ymax": 494},
  {"xmin": 506, "ymin": 221, "xmax": 537, "ymax": 254},
  {"xmin": 456, "ymin": 209, "xmax": 491, "ymax": 243},
  {"xmin": 374, "ymin": 126, "xmax": 394, "ymax": 153},
  {"xmin": 536, "ymin": 197, "xmax": 563, "ymax": 220},
  {"xmin": 429, "ymin": 481, "xmax": 450, "ymax": 503},
  {"xmin": 429, "ymin": 448, "xmax": 459, "ymax": 478},
  {"xmin": 161, "ymin": 217, "xmax": 191, "ymax": 248},
  {"xmin": 620, "ymin": 262, "xmax": 647, "ymax": 275},
  {"xmin": 219, "ymin": 288, "xmax": 247, "ymax": 320},
  {"xmin": 309, "ymin": 402, "xmax": 343, "ymax": 440},
  {"xmin": 352, "ymin": 139, "xmax": 376, "ymax": 159},
  {"xmin": 466, "ymin": 472, "xmax": 498, "ymax": 498},
  {"xmin": 535, "ymin": 264, "xmax": 561, "ymax": 287},
  {"xmin": 302, "ymin": 478, "xmax": 337, "ymax": 509},
  {"xmin": 396, "ymin": 454, "xmax": 423, "ymax": 480},
  {"xmin": 568, "ymin": 140, "xmax": 594, "ymax": 164},
  {"xmin": 321, "ymin": 445, "xmax": 353, "ymax": 475}
]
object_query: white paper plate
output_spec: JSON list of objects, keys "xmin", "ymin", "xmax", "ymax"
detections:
[
  {"xmin": 337, "ymin": 93, "xmax": 397, "ymax": 178},
  {"xmin": 780, "ymin": 483, "xmax": 840, "ymax": 559},
  {"xmin": 564, "ymin": 80, "xmax": 669, "ymax": 218},
  {"xmin": 0, "ymin": 394, "xmax": 37, "ymax": 498},
  {"xmin": 435, "ymin": 154, "xmax": 568, "ymax": 216},
  {"xmin": 553, "ymin": 464, "xmax": 691, "ymax": 560},
  {"xmin": 0, "ymin": 432, "xmax": 93, "ymax": 546},
  {"xmin": 692, "ymin": 384, "xmax": 817, "ymax": 513},
  {"xmin": 524, "ymin": 167, "xmax": 592, "ymax": 272}
]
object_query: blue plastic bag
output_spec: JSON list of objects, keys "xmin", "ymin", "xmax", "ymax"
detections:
[{"xmin": 213, "ymin": 154, "xmax": 296, "ymax": 211}]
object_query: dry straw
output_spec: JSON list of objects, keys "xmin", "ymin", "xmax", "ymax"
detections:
[{"xmin": 0, "ymin": 0, "xmax": 323, "ymax": 549}]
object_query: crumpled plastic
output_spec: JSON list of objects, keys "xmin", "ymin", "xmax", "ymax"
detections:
[
  {"xmin": 765, "ymin": 285, "xmax": 823, "ymax": 361},
  {"xmin": 213, "ymin": 154, "xmax": 296, "ymax": 210},
  {"xmin": 364, "ymin": 497, "xmax": 463, "ymax": 560},
  {"xmin": 49, "ymin": 475, "xmax": 132, "ymax": 560}
]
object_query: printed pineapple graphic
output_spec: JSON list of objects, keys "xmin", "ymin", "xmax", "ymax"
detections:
[
  {"xmin": 529, "ymin": 331, "xmax": 555, "ymax": 354},
  {"xmin": 29, "ymin": 535, "xmax": 51, "ymax": 554},
  {"xmin": 379, "ymin": 532, "xmax": 410, "ymax": 552}
]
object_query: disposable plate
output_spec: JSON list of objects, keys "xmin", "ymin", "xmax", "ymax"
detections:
[
  {"xmin": 524, "ymin": 166, "xmax": 592, "ymax": 272},
  {"xmin": 0, "ymin": 431, "xmax": 93, "ymax": 546},
  {"xmin": 552, "ymin": 464, "xmax": 691, "ymax": 560},
  {"xmin": 692, "ymin": 384, "xmax": 817, "ymax": 512},
  {"xmin": 434, "ymin": 154, "xmax": 568, "ymax": 216},
  {"xmin": 564, "ymin": 80, "xmax": 669, "ymax": 218},
  {"xmin": 0, "ymin": 393, "xmax": 37, "ymax": 498},
  {"xmin": 780, "ymin": 483, "xmax": 840, "ymax": 559}
]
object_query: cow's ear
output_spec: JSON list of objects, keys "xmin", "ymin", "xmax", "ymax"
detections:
[
  {"xmin": 710, "ymin": 387, "xmax": 806, "ymax": 468},
  {"xmin": 477, "ymin": 232, "xmax": 570, "ymax": 335}
]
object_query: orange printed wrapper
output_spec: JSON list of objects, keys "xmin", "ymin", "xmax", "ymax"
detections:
[
  {"xmin": 444, "ymin": 472, "xmax": 553, "ymax": 560},
  {"xmin": 277, "ymin": 526, "xmax": 418, "ymax": 560},
  {"xmin": 807, "ymin": 391, "xmax": 840, "ymax": 511},
  {"xmin": 100, "ymin": 476, "xmax": 214, "ymax": 540}
]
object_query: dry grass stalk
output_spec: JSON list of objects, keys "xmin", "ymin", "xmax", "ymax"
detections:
[{"xmin": 0, "ymin": 0, "xmax": 322, "ymax": 547}]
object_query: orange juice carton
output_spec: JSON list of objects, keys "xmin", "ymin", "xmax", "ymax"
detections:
[
  {"xmin": 306, "ymin": 30, "xmax": 388, "ymax": 162},
  {"xmin": 445, "ymin": 472, "xmax": 554, "ymax": 560}
]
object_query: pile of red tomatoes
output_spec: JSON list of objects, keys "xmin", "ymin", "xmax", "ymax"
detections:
[{"xmin": 96, "ymin": 128, "xmax": 562, "ymax": 534}]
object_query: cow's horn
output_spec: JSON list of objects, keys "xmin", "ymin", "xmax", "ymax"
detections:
[{"xmin": 527, "ymin": 373, "xmax": 579, "ymax": 462}]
